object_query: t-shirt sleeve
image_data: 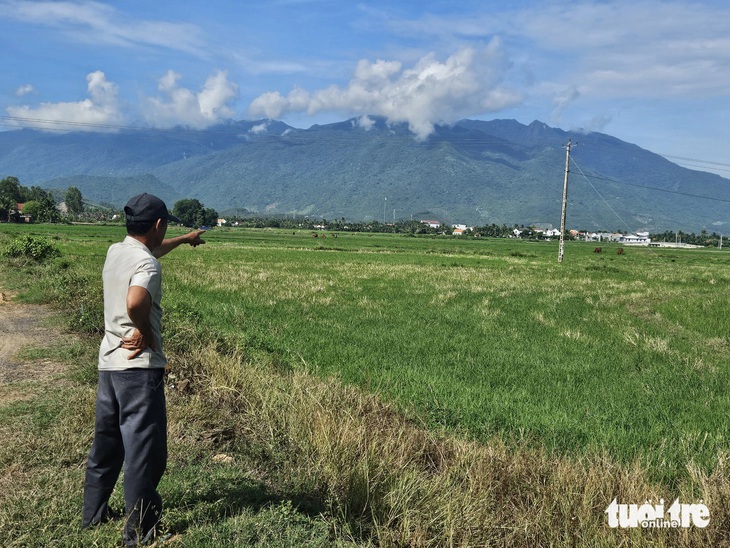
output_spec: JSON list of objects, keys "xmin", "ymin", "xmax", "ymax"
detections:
[{"xmin": 129, "ymin": 258, "xmax": 161, "ymax": 299}]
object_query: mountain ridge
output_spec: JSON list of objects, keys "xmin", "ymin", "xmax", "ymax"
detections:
[{"xmin": 0, "ymin": 116, "xmax": 727, "ymax": 231}]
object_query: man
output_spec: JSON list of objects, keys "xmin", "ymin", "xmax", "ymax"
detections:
[{"xmin": 82, "ymin": 193, "xmax": 205, "ymax": 546}]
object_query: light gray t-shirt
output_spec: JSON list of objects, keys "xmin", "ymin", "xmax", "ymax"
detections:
[{"xmin": 98, "ymin": 235, "xmax": 167, "ymax": 370}]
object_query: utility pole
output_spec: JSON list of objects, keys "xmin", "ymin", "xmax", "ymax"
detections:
[{"xmin": 558, "ymin": 139, "xmax": 575, "ymax": 263}]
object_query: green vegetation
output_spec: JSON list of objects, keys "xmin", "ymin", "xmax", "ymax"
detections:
[
  {"xmin": 2, "ymin": 234, "xmax": 60, "ymax": 263},
  {"xmin": 1, "ymin": 223, "xmax": 729, "ymax": 546},
  {"xmin": 0, "ymin": 176, "xmax": 60, "ymax": 223},
  {"xmin": 4, "ymin": 118, "xmax": 730, "ymax": 231},
  {"xmin": 64, "ymin": 186, "xmax": 84, "ymax": 215},
  {"xmin": 173, "ymin": 198, "xmax": 219, "ymax": 228}
]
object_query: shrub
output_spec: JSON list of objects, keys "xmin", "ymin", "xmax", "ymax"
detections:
[
  {"xmin": 4, "ymin": 235, "xmax": 60, "ymax": 263},
  {"xmin": 48, "ymin": 269, "xmax": 104, "ymax": 335}
]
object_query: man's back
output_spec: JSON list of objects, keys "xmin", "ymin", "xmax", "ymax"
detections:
[{"xmin": 98, "ymin": 235, "xmax": 166, "ymax": 370}]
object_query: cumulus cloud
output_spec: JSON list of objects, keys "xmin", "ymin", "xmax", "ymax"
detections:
[
  {"xmin": 354, "ymin": 115, "xmax": 376, "ymax": 130},
  {"xmin": 142, "ymin": 70, "xmax": 239, "ymax": 129},
  {"xmin": 15, "ymin": 84, "xmax": 34, "ymax": 97},
  {"xmin": 249, "ymin": 121, "xmax": 268, "ymax": 134},
  {"xmin": 6, "ymin": 70, "xmax": 123, "ymax": 131},
  {"xmin": 248, "ymin": 40, "xmax": 521, "ymax": 139}
]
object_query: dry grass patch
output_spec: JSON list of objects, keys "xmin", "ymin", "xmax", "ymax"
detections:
[{"xmin": 167, "ymin": 343, "xmax": 730, "ymax": 546}]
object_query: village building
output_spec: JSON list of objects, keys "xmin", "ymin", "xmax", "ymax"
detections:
[{"xmin": 620, "ymin": 233, "xmax": 651, "ymax": 245}]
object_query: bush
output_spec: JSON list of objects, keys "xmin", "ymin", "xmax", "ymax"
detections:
[
  {"xmin": 4, "ymin": 235, "xmax": 60, "ymax": 263},
  {"xmin": 48, "ymin": 268, "xmax": 104, "ymax": 335}
]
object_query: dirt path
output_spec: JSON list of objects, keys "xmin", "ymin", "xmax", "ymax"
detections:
[{"xmin": 0, "ymin": 292, "xmax": 68, "ymax": 404}]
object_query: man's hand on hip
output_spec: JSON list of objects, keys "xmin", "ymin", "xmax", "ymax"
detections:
[{"xmin": 121, "ymin": 329, "xmax": 156, "ymax": 359}]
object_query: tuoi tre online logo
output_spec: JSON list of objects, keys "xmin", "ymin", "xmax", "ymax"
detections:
[{"xmin": 605, "ymin": 498, "xmax": 710, "ymax": 529}]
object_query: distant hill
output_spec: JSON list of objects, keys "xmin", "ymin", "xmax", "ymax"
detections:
[{"xmin": 0, "ymin": 116, "xmax": 727, "ymax": 231}]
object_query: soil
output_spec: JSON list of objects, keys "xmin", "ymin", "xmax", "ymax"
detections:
[{"xmin": 0, "ymin": 291, "xmax": 68, "ymax": 404}]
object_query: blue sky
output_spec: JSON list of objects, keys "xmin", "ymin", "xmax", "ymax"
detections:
[{"xmin": 1, "ymin": 0, "xmax": 728, "ymax": 175}]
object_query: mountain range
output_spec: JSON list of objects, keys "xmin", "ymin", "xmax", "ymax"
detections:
[{"xmin": 0, "ymin": 116, "xmax": 727, "ymax": 232}]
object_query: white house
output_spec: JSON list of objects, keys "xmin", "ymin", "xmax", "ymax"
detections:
[
  {"xmin": 620, "ymin": 233, "xmax": 651, "ymax": 245},
  {"xmin": 421, "ymin": 220, "xmax": 441, "ymax": 229}
]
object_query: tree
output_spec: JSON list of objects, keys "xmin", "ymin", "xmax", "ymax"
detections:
[
  {"xmin": 197, "ymin": 207, "xmax": 218, "ymax": 227},
  {"xmin": 173, "ymin": 198, "xmax": 218, "ymax": 227},
  {"xmin": 20, "ymin": 200, "xmax": 41, "ymax": 221},
  {"xmin": 0, "ymin": 177, "xmax": 22, "ymax": 221},
  {"xmin": 65, "ymin": 186, "xmax": 84, "ymax": 215},
  {"xmin": 0, "ymin": 177, "xmax": 22, "ymax": 202},
  {"xmin": 0, "ymin": 195, "xmax": 15, "ymax": 222}
]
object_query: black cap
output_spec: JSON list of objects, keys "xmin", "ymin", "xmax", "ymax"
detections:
[{"xmin": 124, "ymin": 193, "xmax": 180, "ymax": 223}]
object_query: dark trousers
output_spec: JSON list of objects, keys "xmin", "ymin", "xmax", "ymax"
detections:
[{"xmin": 82, "ymin": 368, "xmax": 167, "ymax": 545}]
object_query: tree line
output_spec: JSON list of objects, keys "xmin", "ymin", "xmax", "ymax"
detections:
[
  {"xmin": 1, "ymin": 176, "xmax": 727, "ymax": 245},
  {"xmin": 0, "ymin": 177, "xmax": 219, "ymax": 228}
]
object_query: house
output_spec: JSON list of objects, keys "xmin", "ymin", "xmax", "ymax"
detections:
[
  {"xmin": 620, "ymin": 233, "xmax": 651, "ymax": 245},
  {"xmin": 217, "ymin": 218, "xmax": 227, "ymax": 227},
  {"xmin": 421, "ymin": 220, "xmax": 441, "ymax": 229},
  {"xmin": 8, "ymin": 203, "xmax": 32, "ymax": 223},
  {"xmin": 451, "ymin": 224, "xmax": 473, "ymax": 236}
]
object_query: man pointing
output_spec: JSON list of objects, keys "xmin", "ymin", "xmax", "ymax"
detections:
[{"xmin": 82, "ymin": 193, "xmax": 205, "ymax": 546}]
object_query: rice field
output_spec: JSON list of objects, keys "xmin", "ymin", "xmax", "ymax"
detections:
[{"xmin": 2, "ymin": 223, "xmax": 729, "ymax": 545}]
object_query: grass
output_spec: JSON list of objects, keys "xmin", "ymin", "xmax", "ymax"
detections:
[{"xmin": 1, "ymin": 223, "xmax": 730, "ymax": 545}]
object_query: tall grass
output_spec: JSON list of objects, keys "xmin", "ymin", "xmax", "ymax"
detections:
[{"xmin": 1, "ymin": 224, "xmax": 729, "ymax": 545}]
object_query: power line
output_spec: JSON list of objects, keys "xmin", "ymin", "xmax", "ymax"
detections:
[
  {"xmin": 575, "ymin": 172, "xmax": 730, "ymax": 203},
  {"xmin": 660, "ymin": 154, "xmax": 730, "ymax": 169}
]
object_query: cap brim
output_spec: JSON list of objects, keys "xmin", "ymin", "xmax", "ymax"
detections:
[{"xmin": 167, "ymin": 213, "xmax": 181, "ymax": 223}]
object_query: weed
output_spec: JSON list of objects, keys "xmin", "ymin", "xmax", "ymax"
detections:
[
  {"xmin": 3, "ymin": 235, "xmax": 60, "ymax": 263},
  {"xmin": 3, "ymin": 224, "xmax": 730, "ymax": 545}
]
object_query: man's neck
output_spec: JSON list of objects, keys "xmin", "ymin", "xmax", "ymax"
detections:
[{"xmin": 128, "ymin": 233, "xmax": 156, "ymax": 253}]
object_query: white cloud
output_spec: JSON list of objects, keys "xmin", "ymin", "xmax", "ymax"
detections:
[
  {"xmin": 142, "ymin": 70, "xmax": 239, "ymax": 129},
  {"xmin": 552, "ymin": 86, "xmax": 580, "ymax": 124},
  {"xmin": 371, "ymin": 1, "xmax": 730, "ymax": 131},
  {"xmin": 0, "ymin": 0, "xmax": 206, "ymax": 56},
  {"xmin": 249, "ymin": 122, "xmax": 268, "ymax": 134},
  {"xmin": 248, "ymin": 40, "xmax": 521, "ymax": 139},
  {"xmin": 5, "ymin": 69, "xmax": 240, "ymax": 131},
  {"xmin": 511, "ymin": 1, "xmax": 730, "ymax": 100},
  {"xmin": 5, "ymin": 70, "xmax": 122, "ymax": 131},
  {"xmin": 15, "ymin": 84, "xmax": 34, "ymax": 97},
  {"xmin": 354, "ymin": 115, "xmax": 375, "ymax": 130}
]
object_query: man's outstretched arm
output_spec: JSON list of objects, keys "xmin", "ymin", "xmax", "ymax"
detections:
[{"xmin": 153, "ymin": 230, "xmax": 206, "ymax": 258}]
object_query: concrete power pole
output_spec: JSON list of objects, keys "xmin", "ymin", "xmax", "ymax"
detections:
[{"xmin": 558, "ymin": 139, "xmax": 575, "ymax": 263}]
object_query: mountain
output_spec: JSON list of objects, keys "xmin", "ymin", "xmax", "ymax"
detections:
[{"xmin": 0, "ymin": 116, "xmax": 727, "ymax": 232}]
